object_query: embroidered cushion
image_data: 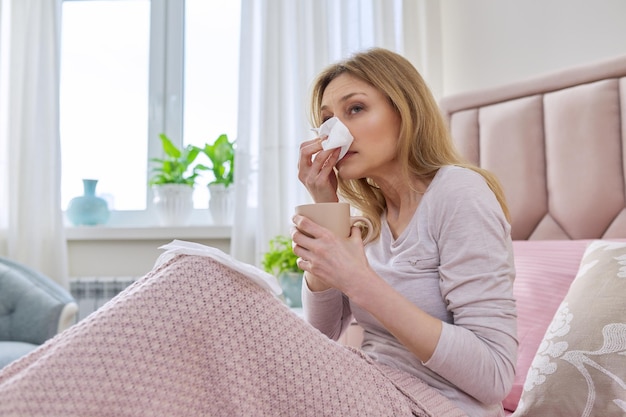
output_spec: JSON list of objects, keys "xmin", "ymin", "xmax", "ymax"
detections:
[{"xmin": 512, "ymin": 240, "xmax": 626, "ymax": 416}]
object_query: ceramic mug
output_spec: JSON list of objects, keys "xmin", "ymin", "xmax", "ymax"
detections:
[{"xmin": 294, "ymin": 202, "xmax": 373, "ymax": 244}]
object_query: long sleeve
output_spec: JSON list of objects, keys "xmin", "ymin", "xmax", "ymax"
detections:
[
  {"xmin": 423, "ymin": 168, "xmax": 517, "ymax": 405},
  {"xmin": 301, "ymin": 277, "xmax": 353, "ymax": 341}
]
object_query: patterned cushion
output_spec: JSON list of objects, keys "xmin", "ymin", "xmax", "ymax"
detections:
[{"xmin": 512, "ymin": 240, "xmax": 626, "ymax": 416}]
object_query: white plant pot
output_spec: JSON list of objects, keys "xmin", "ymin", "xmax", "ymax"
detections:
[
  {"xmin": 152, "ymin": 184, "xmax": 194, "ymax": 226},
  {"xmin": 208, "ymin": 183, "xmax": 234, "ymax": 224}
]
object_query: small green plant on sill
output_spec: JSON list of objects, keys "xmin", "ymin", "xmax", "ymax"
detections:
[
  {"xmin": 149, "ymin": 133, "xmax": 203, "ymax": 186},
  {"xmin": 201, "ymin": 134, "xmax": 235, "ymax": 188},
  {"xmin": 261, "ymin": 235, "xmax": 302, "ymax": 276}
]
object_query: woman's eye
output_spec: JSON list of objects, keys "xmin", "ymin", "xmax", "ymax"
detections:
[{"xmin": 348, "ymin": 105, "xmax": 364, "ymax": 115}]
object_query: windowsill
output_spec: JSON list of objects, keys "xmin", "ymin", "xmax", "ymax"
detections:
[
  {"xmin": 64, "ymin": 208, "xmax": 232, "ymax": 241},
  {"xmin": 65, "ymin": 224, "xmax": 232, "ymax": 241}
]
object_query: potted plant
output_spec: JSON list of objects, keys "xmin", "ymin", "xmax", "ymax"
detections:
[
  {"xmin": 200, "ymin": 134, "xmax": 236, "ymax": 224},
  {"xmin": 202, "ymin": 133, "xmax": 235, "ymax": 187},
  {"xmin": 261, "ymin": 235, "xmax": 303, "ymax": 308},
  {"xmin": 149, "ymin": 133, "xmax": 203, "ymax": 226}
]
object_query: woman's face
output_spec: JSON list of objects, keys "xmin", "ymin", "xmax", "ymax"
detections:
[{"xmin": 320, "ymin": 73, "xmax": 401, "ymax": 181}]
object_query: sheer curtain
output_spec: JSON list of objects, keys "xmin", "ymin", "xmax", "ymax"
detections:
[
  {"xmin": 232, "ymin": 0, "xmax": 442, "ymax": 265},
  {"xmin": 0, "ymin": 0, "xmax": 68, "ymax": 288}
]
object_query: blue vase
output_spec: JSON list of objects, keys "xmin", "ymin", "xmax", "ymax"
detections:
[{"xmin": 67, "ymin": 179, "xmax": 110, "ymax": 226}]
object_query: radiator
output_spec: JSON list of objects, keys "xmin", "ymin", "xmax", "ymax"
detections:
[{"xmin": 69, "ymin": 276, "xmax": 138, "ymax": 322}]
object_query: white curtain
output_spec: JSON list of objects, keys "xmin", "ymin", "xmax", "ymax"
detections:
[
  {"xmin": 232, "ymin": 0, "xmax": 442, "ymax": 266},
  {"xmin": 0, "ymin": 0, "xmax": 68, "ymax": 288}
]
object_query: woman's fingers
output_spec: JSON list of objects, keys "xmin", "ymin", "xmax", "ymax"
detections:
[
  {"xmin": 297, "ymin": 138, "xmax": 340, "ymax": 202},
  {"xmin": 298, "ymin": 138, "xmax": 324, "ymax": 171}
]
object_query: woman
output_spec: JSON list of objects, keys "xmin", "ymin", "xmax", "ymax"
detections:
[
  {"xmin": 0, "ymin": 48, "xmax": 513, "ymax": 417},
  {"xmin": 294, "ymin": 47, "xmax": 517, "ymax": 416}
]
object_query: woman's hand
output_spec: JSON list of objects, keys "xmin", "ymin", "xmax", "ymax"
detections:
[
  {"xmin": 298, "ymin": 137, "xmax": 340, "ymax": 203},
  {"xmin": 294, "ymin": 214, "xmax": 443, "ymax": 363},
  {"xmin": 293, "ymin": 215, "xmax": 443, "ymax": 364},
  {"xmin": 291, "ymin": 214, "xmax": 371, "ymax": 295}
]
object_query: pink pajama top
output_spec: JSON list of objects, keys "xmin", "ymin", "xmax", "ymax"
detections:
[{"xmin": 303, "ymin": 165, "xmax": 518, "ymax": 417}]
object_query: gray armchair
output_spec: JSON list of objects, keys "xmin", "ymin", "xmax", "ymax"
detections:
[{"xmin": 0, "ymin": 256, "xmax": 78, "ymax": 369}]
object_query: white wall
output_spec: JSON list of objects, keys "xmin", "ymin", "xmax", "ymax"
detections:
[
  {"xmin": 67, "ymin": 236, "xmax": 230, "ymax": 278},
  {"xmin": 440, "ymin": 0, "xmax": 626, "ymax": 96}
]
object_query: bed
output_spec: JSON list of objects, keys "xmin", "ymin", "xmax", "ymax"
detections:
[{"xmin": 440, "ymin": 54, "xmax": 626, "ymax": 416}]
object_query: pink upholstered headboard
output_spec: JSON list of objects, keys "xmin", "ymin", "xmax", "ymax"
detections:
[{"xmin": 440, "ymin": 55, "xmax": 626, "ymax": 240}]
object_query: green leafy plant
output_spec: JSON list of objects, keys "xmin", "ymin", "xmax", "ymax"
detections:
[
  {"xmin": 149, "ymin": 133, "xmax": 203, "ymax": 186},
  {"xmin": 201, "ymin": 134, "xmax": 235, "ymax": 187},
  {"xmin": 261, "ymin": 235, "xmax": 302, "ymax": 276}
]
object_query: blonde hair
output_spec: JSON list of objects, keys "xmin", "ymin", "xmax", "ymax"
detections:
[{"xmin": 309, "ymin": 48, "xmax": 510, "ymax": 240}]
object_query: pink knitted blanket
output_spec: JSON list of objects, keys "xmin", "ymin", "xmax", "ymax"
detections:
[{"xmin": 0, "ymin": 254, "xmax": 467, "ymax": 416}]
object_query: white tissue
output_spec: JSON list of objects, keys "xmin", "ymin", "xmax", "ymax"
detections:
[
  {"xmin": 312, "ymin": 117, "xmax": 353, "ymax": 160},
  {"xmin": 156, "ymin": 239, "xmax": 282, "ymax": 296}
]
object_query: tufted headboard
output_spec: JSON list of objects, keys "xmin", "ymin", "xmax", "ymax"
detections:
[{"xmin": 439, "ymin": 55, "xmax": 626, "ymax": 241}]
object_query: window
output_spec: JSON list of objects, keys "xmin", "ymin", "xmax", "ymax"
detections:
[
  {"xmin": 60, "ymin": 0, "xmax": 150, "ymax": 212},
  {"xmin": 60, "ymin": 0, "xmax": 240, "ymax": 223},
  {"xmin": 182, "ymin": 0, "xmax": 241, "ymax": 209}
]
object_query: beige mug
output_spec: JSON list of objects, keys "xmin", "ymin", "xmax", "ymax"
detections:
[{"xmin": 294, "ymin": 202, "xmax": 373, "ymax": 244}]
